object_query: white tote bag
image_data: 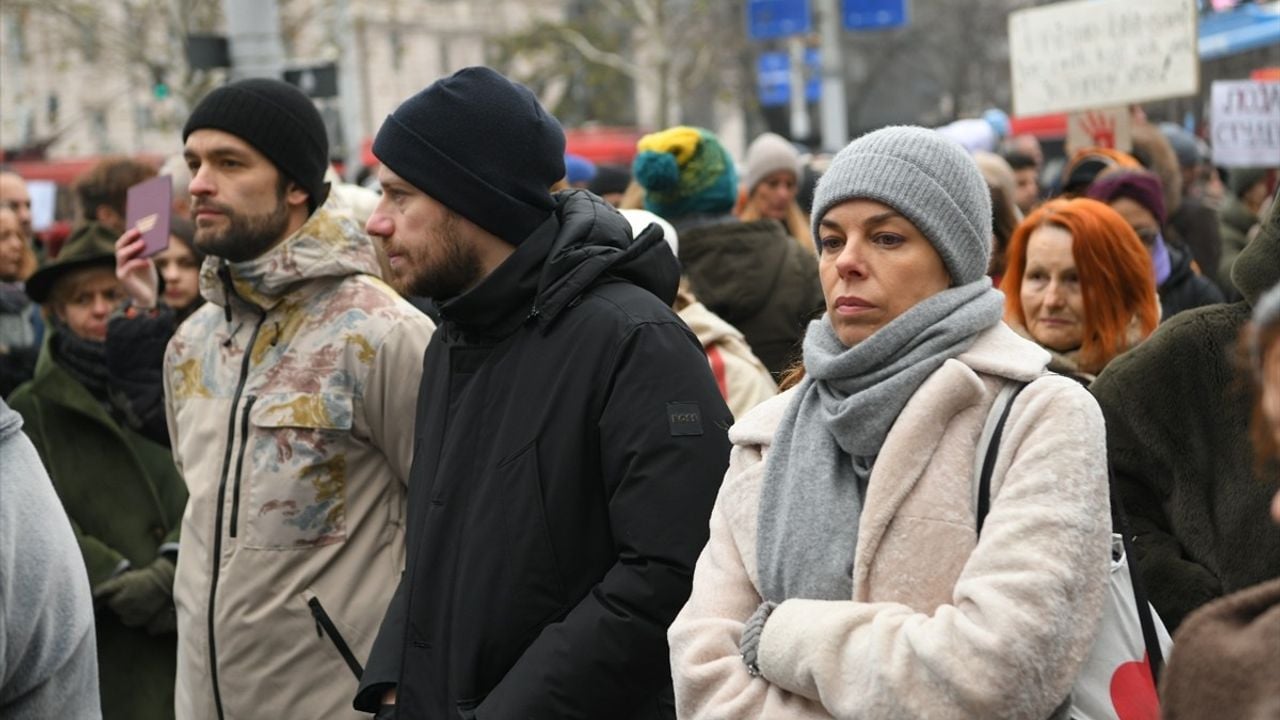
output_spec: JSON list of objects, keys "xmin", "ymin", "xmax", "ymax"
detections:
[{"xmin": 976, "ymin": 381, "xmax": 1174, "ymax": 720}]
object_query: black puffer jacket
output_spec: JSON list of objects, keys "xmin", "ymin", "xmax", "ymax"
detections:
[
  {"xmin": 355, "ymin": 191, "xmax": 731, "ymax": 719},
  {"xmin": 1158, "ymin": 240, "xmax": 1223, "ymax": 322},
  {"xmin": 677, "ymin": 218, "xmax": 824, "ymax": 375}
]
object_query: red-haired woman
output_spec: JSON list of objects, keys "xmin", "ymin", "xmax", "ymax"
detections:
[{"xmin": 1001, "ymin": 198, "xmax": 1160, "ymax": 383}]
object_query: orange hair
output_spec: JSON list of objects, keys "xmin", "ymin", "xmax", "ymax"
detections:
[{"xmin": 1001, "ymin": 198, "xmax": 1159, "ymax": 374}]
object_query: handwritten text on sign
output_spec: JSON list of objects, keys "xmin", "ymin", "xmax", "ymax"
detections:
[
  {"xmin": 1211, "ymin": 81, "xmax": 1280, "ymax": 168},
  {"xmin": 1009, "ymin": 0, "xmax": 1198, "ymax": 117}
]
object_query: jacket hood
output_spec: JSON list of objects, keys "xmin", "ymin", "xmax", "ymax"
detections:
[
  {"xmin": 437, "ymin": 190, "xmax": 679, "ymax": 338},
  {"xmin": 679, "ymin": 219, "xmax": 795, "ymax": 319},
  {"xmin": 534, "ymin": 190, "xmax": 679, "ymax": 323},
  {"xmin": 1233, "ymin": 199, "xmax": 1279, "ymax": 307},
  {"xmin": 0, "ymin": 397, "xmax": 21, "ymax": 441},
  {"xmin": 199, "ymin": 208, "xmax": 382, "ymax": 311}
]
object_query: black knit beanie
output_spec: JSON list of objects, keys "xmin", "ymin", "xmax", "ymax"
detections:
[
  {"xmin": 372, "ymin": 67, "xmax": 565, "ymax": 246},
  {"xmin": 183, "ymin": 78, "xmax": 330, "ymax": 212}
]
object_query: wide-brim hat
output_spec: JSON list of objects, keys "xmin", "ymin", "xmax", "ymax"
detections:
[{"xmin": 26, "ymin": 222, "xmax": 118, "ymax": 304}]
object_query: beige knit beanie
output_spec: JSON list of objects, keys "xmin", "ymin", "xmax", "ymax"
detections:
[{"xmin": 743, "ymin": 133, "xmax": 801, "ymax": 194}]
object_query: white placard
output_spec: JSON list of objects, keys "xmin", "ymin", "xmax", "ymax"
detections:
[
  {"xmin": 1067, "ymin": 107, "xmax": 1133, "ymax": 155},
  {"xmin": 1211, "ymin": 80, "xmax": 1280, "ymax": 168},
  {"xmin": 1009, "ymin": 0, "xmax": 1199, "ymax": 117},
  {"xmin": 26, "ymin": 179, "xmax": 57, "ymax": 233}
]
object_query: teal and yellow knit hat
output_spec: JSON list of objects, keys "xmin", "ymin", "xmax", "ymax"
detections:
[{"xmin": 632, "ymin": 126, "xmax": 738, "ymax": 220}]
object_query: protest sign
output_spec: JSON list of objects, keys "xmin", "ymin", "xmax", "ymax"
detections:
[
  {"xmin": 1009, "ymin": 0, "xmax": 1198, "ymax": 117},
  {"xmin": 1067, "ymin": 107, "xmax": 1133, "ymax": 154},
  {"xmin": 1211, "ymin": 80, "xmax": 1280, "ymax": 167}
]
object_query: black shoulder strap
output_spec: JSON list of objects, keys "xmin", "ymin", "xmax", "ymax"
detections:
[
  {"xmin": 976, "ymin": 376, "xmax": 1166, "ymax": 684},
  {"xmin": 1108, "ymin": 473, "xmax": 1165, "ymax": 684},
  {"xmin": 976, "ymin": 381, "xmax": 1027, "ymax": 535}
]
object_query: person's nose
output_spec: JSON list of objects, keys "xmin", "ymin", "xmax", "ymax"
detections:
[
  {"xmin": 1043, "ymin": 280, "xmax": 1066, "ymax": 310},
  {"xmin": 92, "ymin": 294, "xmax": 115, "ymax": 318},
  {"xmin": 189, "ymin": 165, "xmax": 214, "ymax": 197},
  {"xmin": 366, "ymin": 209, "xmax": 393, "ymax": 240},
  {"xmin": 835, "ymin": 237, "xmax": 867, "ymax": 279}
]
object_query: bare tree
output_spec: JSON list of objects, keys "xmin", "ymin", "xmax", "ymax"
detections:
[
  {"xmin": 4, "ymin": 0, "xmax": 224, "ymax": 127},
  {"xmin": 497, "ymin": 0, "xmax": 746, "ymax": 129}
]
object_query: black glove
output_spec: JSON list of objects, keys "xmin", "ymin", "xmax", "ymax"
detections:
[{"xmin": 93, "ymin": 556, "xmax": 175, "ymax": 628}]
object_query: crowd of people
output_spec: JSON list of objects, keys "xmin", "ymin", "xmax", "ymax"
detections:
[{"xmin": 0, "ymin": 64, "xmax": 1277, "ymax": 720}]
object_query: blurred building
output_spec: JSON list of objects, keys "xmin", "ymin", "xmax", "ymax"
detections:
[{"xmin": 0, "ymin": 0, "xmax": 562, "ymax": 164}]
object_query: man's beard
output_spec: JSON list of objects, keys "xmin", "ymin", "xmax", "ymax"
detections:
[
  {"xmin": 193, "ymin": 184, "xmax": 291, "ymax": 263},
  {"xmin": 401, "ymin": 213, "xmax": 484, "ymax": 301}
]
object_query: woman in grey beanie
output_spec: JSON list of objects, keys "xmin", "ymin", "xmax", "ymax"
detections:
[{"xmin": 670, "ymin": 126, "xmax": 1112, "ymax": 718}]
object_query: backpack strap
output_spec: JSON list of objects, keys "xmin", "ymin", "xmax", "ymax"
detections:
[{"xmin": 975, "ymin": 380, "xmax": 1028, "ymax": 535}]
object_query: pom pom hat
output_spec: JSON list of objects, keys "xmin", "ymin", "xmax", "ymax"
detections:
[{"xmin": 632, "ymin": 126, "xmax": 738, "ymax": 220}]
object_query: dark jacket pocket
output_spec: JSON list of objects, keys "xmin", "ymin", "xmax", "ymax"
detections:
[
  {"xmin": 496, "ymin": 441, "xmax": 567, "ymax": 635},
  {"xmin": 307, "ymin": 595, "xmax": 364, "ymax": 679}
]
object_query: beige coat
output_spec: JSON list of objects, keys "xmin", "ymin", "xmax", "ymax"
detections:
[
  {"xmin": 669, "ymin": 323, "xmax": 1111, "ymax": 719},
  {"xmin": 678, "ymin": 299, "xmax": 777, "ymax": 420},
  {"xmin": 165, "ymin": 210, "xmax": 434, "ymax": 720}
]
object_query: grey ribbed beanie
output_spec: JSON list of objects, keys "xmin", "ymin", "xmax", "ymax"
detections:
[{"xmin": 810, "ymin": 126, "xmax": 992, "ymax": 285}]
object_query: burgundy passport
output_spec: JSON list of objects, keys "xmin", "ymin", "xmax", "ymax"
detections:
[{"xmin": 126, "ymin": 176, "xmax": 172, "ymax": 258}]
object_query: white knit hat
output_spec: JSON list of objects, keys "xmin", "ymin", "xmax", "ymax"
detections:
[
  {"xmin": 810, "ymin": 126, "xmax": 993, "ymax": 285},
  {"xmin": 743, "ymin": 133, "xmax": 801, "ymax": 194},
  {"xmin": 619, "ymin": 208, "xmax": 678, "ymax": 259}
]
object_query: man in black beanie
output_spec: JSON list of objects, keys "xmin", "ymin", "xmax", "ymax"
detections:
[
  {"xmin": 354, "ymin": 66, "xmax": 730, "ymax": 720},
  {"xmin": 117, "ymin": 77, "xmax": 436, "ymax": 720}
]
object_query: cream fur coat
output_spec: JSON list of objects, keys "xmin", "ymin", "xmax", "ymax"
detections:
[{"xmin": 669, "ymin": 322, "xmax": 1111, "ymax": 720}]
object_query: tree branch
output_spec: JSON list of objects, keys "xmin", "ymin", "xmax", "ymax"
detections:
[{"xmin": 557, "ymin": 25, "xmax": 642, "ymax": 77}]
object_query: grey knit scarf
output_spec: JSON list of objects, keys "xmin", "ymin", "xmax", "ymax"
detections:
[{"xmin": 757, "ymin": 280, "xmax": 1005, "ymax": 602}]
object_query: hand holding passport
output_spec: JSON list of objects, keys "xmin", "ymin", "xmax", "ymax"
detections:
[{"xmin": 126, "ymin": 176, "xmax": 172, "ymax": 258}]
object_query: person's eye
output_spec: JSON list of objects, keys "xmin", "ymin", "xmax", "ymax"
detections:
[
  {"xmin": 820, "ymin": 236, "xmax": 843, "ymax": 252},
  {"xmin": 873, "ymin": 233, "xmax": 904, "ymax": 247},
  {"xmin": 221, "ymin": 159, "xmax": 241, "ymax": 168}
]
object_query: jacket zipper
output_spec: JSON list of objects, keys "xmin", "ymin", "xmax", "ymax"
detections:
[
  {"xmin": 206, "ymin": 307, "xmax": 266, "ymax": 720},
  {"xmin": 227, "ymin": 395, "xmax": 257, "ymax": 539},
  {"xmin": 307, "ymin": 596, "xmax": 365, "ymax": 680}
]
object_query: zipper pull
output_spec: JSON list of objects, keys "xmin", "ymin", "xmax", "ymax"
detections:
[
  {"xmin": 308, "ymin": 599, "xmax": 323, "ymax": 637},
  {"xmin": 525, "ymin": 305, "xmax": 541, "ymax": 324}
]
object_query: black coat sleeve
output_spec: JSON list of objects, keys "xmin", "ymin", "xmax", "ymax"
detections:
[
  {"xmin": 354, "ymin": 571, "xmax": 409, "ymax": 712},
  {"xmin": 478, "ymin": 320, "xmax": 732, "ymax": 720},
  {"xmin": 105, "ymin": 307, "xmax": 177, "ymax": 446}
]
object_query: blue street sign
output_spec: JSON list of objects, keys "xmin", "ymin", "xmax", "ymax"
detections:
[
  {"xmin": 757, "ymin": 50, "xmax": 821, "ymax": 107},
  {"xmin": 758, "ymin": 53, "xmax": 791, "ymax": 107},
  {"xmin": 748, "ymin": 0, "xmax": 812, "ymax": 41},
  {"xmin": 843, "ymin": 0, "xmax": 908, "ymax": 31}
]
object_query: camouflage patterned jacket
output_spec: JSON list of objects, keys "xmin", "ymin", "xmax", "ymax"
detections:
[{"xmin": 163, "ymin": 209, "xmax": 434, "ymax": 720}]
